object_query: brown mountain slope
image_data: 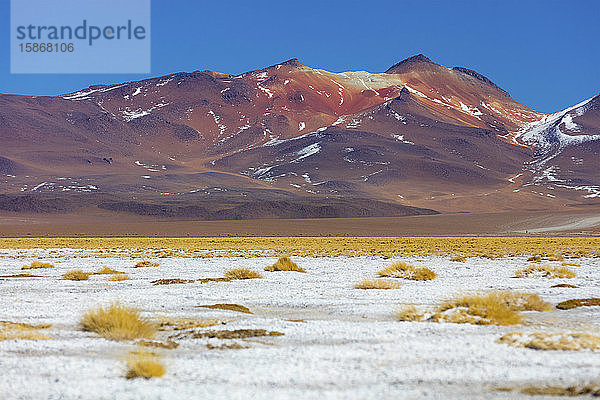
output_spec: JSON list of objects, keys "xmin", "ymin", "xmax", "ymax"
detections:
[{"xmin": 0, "ymin": 55, "xmax": 598, "ymax": 218}]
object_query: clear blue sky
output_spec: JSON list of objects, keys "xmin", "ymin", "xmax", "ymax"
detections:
[{"xmin": 1, "ymin": 0, "xmax": 598, "ymax": 113}]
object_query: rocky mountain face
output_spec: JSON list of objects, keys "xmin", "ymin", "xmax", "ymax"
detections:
[{"xmin": 0, "ymin": 54, "xmax": 598, "ymax": 218}]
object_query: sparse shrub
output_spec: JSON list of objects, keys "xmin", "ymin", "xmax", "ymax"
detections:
[
  {"xmin": 515, "ymin": 264, "xmax": 576, "ymax": 279},
  {"xmin": 81, "ymin": 302, "xmax": 156, "ymax": 341},
  {"xmin": 498, "ymin": 332, "xmax": 600, "ymax": 351},
  {"xmin": 556, "ymin": 298, "xmax": 600, "ymax": 310},
  {"xmin": 527, "ymin": 255, "xmax": 542, "ymax": 263},
  {"xmin": 223, "ymin": 268, "xmax": 262, "ymax": 280},
  {"xmin": 354, "ymin": 279, "xmax": 401, "ymax": 289},
  {"xmin": 95, "ymin": 267, "xmax": 125, "ymax": 275},
  {"xmin": 22, "ymin": 261, "xmax": 54, "ymax": 270},
  {"xmin": 265, "ymin": 256, "xmax": 305, "ymax": 272},
  {"xmin": 125, "ymin": 350, "xmax": 165, "ymax": 379},
  {"xmin": 62, "ymin": 270, "xmax": 91, "ymax": 281},
  {"xmin": 378, "ymin": 262, "xmax": 436, "ymax": 281},
  {"xmin": 109, "ymin": 274, "xmax": 130, "ymax": 281},
  {"xmin": 135, "ymin": 261, "xmax": 159, "ymax": 268}
]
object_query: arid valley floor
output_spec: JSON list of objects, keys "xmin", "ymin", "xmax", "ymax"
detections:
[{"xmin": 1, "ymin": 237, "xmax": 599, "ymax": 399}]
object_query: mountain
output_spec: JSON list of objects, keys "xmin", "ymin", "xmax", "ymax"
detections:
[{"xmin": 0, "ymin": 55, "xmax": 598, "ymax": 219}]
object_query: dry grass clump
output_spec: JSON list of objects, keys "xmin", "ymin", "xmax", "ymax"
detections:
[
  {"xmin": 171, "ymin": 328, "xmax": 283, "ymax": 340},
  {"xmin": 264, "ymin": 256, "xmax": 305, "ymax": 272},
  {"xmin": 496, "ymin": 385, "xmax": 600, "ymax": 396},
  {"xmin": 223, "ymin": 268, "xmax": 263, "ymax": 280},
  {"xmin": 395, "ymin": 305, "xmax": 426, "ymax": 322},
  {"xmin": 527, "ymin": 255, "xmax": 542, "ymax": 262},
  {"xmin": 197, "ymin": 277, "xmax": 232, "ymax": 284},
  {"xmin": 135, "ymin": 260, "xmax": 159, "ymax": 268},
  {"xmin": 354, "ymin": 279, "xmax": 401, "ymax": 289},
  {"xmin": 0, "ymin": 321, "xmax": 52, "ymax": 341},
  {"xmin": 396, "ymin": 291, "xmax": 545, "ymax": 325},
  {"xmin": 137, "ymin": 339, "xmax": 179, "ymax": 349},
  {"xmin": 562, "ymin": 261, "xmax": 581, "ymax": 267},
  {"xmin": 125, "ymin": 350, "xmax": 165, "ymax": 379},
  {"xmin": 95, "ymin": 267, "xmax": 125, "ymax": 275},
  {"xmin": 109, "ymin": 274, "xmax": 130, "ymax": 281},
  {"xmin": 1, "ymin": 273, "xmax": 42, "ymax": 278},
  {"xmin": 556, "ymin": 298, "xmax": 600, "ymax": 310},
  {"xmin": 378, "ymin": 261, "xmax": 436, "ymax": 281},
  {"xmin": 434, "ymin": 293, "xmax": 522, "ymax": 325},
  {"xmin": 520, "ymin": 385, "xmax": 600, "ymax": 396},
  {"xmin": 197, "ymin": 303, "xmax": 252, "ymax": 314},
  {"xmin": 62, "ymin": 270, "xmax": 91, "ymax": 281},
  {"xmin": 81, "ymin": 302, "xmax": 156, "ymax": 341},
  {"xmin": 498, "ymin": 332, "xmax": 600, "ymax": 351},
  {"xmin": 515, "ymin": 264, "xmax": 576, "ymax": 279},
  {"xmin": 158, "ymin": 317, "xmax": 218, "ymax": 331},
  {"xmin": 551, "ymin": 283, "xmax": 578, "ymax": 288},
  {"xmin": 497, "ymin": 291, "xmax": 552, "ymax": 312},
  {"xmin": 22, "ymin": 261, "xmax": 54, "ymax": 269},
  {"xmin": 450, "ymin": 255, "xmax": 467, "ymax": 262},
  {"xmin": 151, "ymin": 278, "xmax": 194, "ymax": 285},
  {"xmin": 206, "ymin": 342, "xmax": 248, "ymax": 350}
]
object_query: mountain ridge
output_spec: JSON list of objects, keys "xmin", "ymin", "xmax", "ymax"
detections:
[{"xmin": 0, "ymin": 54, "xmax": 598, "ymax": 218}]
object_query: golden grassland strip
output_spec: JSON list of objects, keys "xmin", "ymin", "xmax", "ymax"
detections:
[{"xmin": 0, "ymin": 237, "xmax": 599, "ymax": 258}]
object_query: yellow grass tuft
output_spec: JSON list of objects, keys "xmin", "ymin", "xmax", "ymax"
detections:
[
  {"xmin": 62, "ymin": 270, "xmax": 91, "ymax": 281},
  {"xmin": 95, "ymin": 267, "xmax": 125, "ymax": 275},
  {"xmin": 125, "ymin": 350, "xmax": 165, "ymax": 379},
  {"xmin": 496, "ymin": 291, "xmax": 552, "ymax": 312},
  {"xmin": 515, "ymin": 264, "xmax": 576, "ymax": 279},
  {"xmin": 135, "ymin": 260, "xmax": 159, "ymax": 268},
  {"xmin": 434, "ymin": 292, "xmax": 523, "ymax": 325},
  {"xmin": 264, "ymin": 256, "xmax": 305, "ymax": 272},
  {"xmin": 450, "ymin": 255, "xmax": 467, "ymax": 262},
  {"xmin": 81, "ymin": 302, "xmax": 156, "ymax": 341},
  {"xmin": 22, "ymin": 261, "xmax": 54, "ymax": 269},
  {"xmin": 223, "ymin": 268, "xmax": 263, "ymax": 280},
  {"xmin": 0, "ymin": 321, "xmax": 52, "ymax": 341},
  {"xmin": 109, "ymin": 274, "xmax": 130, "ymax": 281},
  {"xmin": 354, "ymin": 279, "xmax": 401, "ymax": 289},
  {"xmin": 498, "ymin": 332, "xmax": 600, "ymax": 351},
  {"xmin": 395, "ymin": 305, "xmax": 426, "ymax": 322},
  {"xmin": 378, "ymin": 261, "xmax": 436, "ymax": 281}
]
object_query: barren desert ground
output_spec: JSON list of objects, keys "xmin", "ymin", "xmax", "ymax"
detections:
[
  {"xmin": 1, "ymin": 238, "xmax": 599, "ymax": 399},
  {"xmin": 1, "ymin": 209, "xmax": 600, "ymax": 237}
]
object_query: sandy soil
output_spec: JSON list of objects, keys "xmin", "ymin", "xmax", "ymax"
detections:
[{"xmin": 1, "ymin": 250, "xmax": 599, "ymax": 399}]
